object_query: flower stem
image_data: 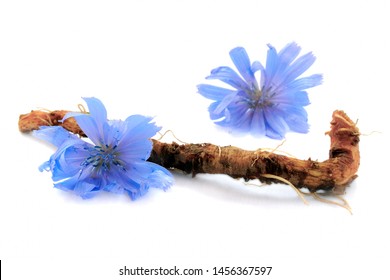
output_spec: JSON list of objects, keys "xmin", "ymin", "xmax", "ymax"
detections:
[{"xmin": 19, "ymin": 110, "xmax": 360, "ymax": 194}]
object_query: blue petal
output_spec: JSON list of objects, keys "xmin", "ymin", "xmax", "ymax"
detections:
[
  {"xmin": 197, "ymin": 84, "xmax": 236, "ymax": 101},
  {"xmin": 218, "ymin": 104, "xmax": 252, "ymax": 132},
  {"xmin": 281, "ymin": 52, "xmax": 316, "ymax": 84},
  {"xmin": 213, "ymin": 92, "xmax": 238, "ymax": 115},
  {"xmin": 207, "ymin": 66, "xmax": 249, "ymax": 90},
  {"xmin": 109, "ymin": 160, "xmax": 173, "ymax": 200},
  {"xmin": 118, "ymin": 139, "xmax": 153, "ymax": 161},
  {"xmin": 279, "ymin": 106, "xmax": 309, "ymax": 133},
  {"xmin": 264, "ymin": 108, "xmax": 288, "ymax": 139},
  {"xmin": 117, "ymin": 116, "xmax": 159, "ymax": 155},
  {"xmin": 103, "ymin": 120, "xmax": 124, "ymax": 146},
  {"xmin": 74, "ymin": 179, "xmax": 101, "ymax": 199},
  {"xmin": 82, "ymin": 97, "xmax": 107, "ymax": 126},
  {"xmin": 53, "ymin": 175, "xmax": 80, "ymax": 192},
  {"xmin": 287, "ymin": 74, "xmax": 323, "ymax": 90},
  {"xmin": 108, "ymin": 168, "xmax": 140, "ymax": 193},
  {"xmin": 265, "ymin": 127, "xmax": 284, "ymax": 139},
  {"xmin": 252, "ymin": 61, "xmax": 266, "ymax": 89},
  {"xmin": 277, "ymin": 42, "xmax": 301, "ymax": 71},
  {"xmin": 229, "ymin": 47, "xmax": 258, "ymax": 89},
  {"xmin": 144, "ymin": 162, "xmax": 174, "ymax": 191},
  {"xmin": 124, "ymin": 114, "xmax": 155, "ymax": 132},
  {"xmin": 53, "ymin": 169, "xmax": 98, "ymax": 197},
  {"xmin": 271, "ymin": 90, "xmax": 310, "ymax": 106},
  {"xmin": 123, "ymin": 160, "xmax": 158, "ymax": 185},
  {"xmin": 235, "ymin": 109, "xmax": 255, "ymax": 133},
  {"xmin": 103, "ymin": 182, "xmax": 126, "ymax": 194},
  {"xmin": 126, "ymin": 185, "xmax": 148, "ymax": 201},
  {"xmin": 264, "ymin": 43, "xmax": 311, "ymax": 91},
  {"xmin": 33, "ymin": 126, "xmax": 78, "ymax": 147},
  {"xmin": 208, "ymin": 101, "xmax": 224, "ymax": 120},
  {"xmin": 250, "ymin": 107, "xmax": 266, "ymax": 136},
  {"xmin": 251, "ymin": 60, "xmax": 264, "ymax": 73},
  {"xmin": 264, "ymin": 44, "xmax": 279, "ymax": 87},
  {"xmin": 66, "ymin": 113, "xmax": 102, "ymax": 144},
  {"xmin": 50, "ymin": 140, "xmax": 90, "ymax": 182},
  {"xmin": 63, "ymin": 97, "xmax": 108, "ymax": 145},
  {"xmin": 39, "ymin": 161, "xmax": 51, "ymax": 172},
  {"xmin": 129, "ymin": 121, "xmax": 160, "ymax": 142}
]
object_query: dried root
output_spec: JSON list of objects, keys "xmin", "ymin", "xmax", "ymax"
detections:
[
  {"xmin": 19, "ymin": 110, "xmax": 85, "ymax": 137},
  {"xmin": 150, "ymin": 110, "xmax": 359, "ymax": 195},
  {"xmin": 18, "ymin": 109, "xmax": 360, "ymax": 197}
]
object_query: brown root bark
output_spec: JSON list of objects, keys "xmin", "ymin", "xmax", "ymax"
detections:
[
  {"xmin": 19, "ymin": 110, "xmax": 85, "ymax": 137},
  {"xmin": 18, "ymin": 110, "xmax": 360, "ymax": 194}
]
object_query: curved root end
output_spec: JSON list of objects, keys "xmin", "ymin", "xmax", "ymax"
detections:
[{"xmin": 327, "ymin": 110, "xmax": 360, "ymax": 188}]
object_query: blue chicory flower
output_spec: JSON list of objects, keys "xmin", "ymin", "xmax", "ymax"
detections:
[
  {"xmin": 33, "ymin": 97, "xmax": 173, "ymax": 200},
  {"xmin": 198, "ymin": 42, "xmax": 323, "ymax": 139}
]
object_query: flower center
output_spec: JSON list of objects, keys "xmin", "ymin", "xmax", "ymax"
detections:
[
  {"xmin": 82, "ymin": 144, "xmax": 126, "ymax": 172},
  {"xmin": 247, "ymin": 88, "xmax": 274, "ymax": 109}
]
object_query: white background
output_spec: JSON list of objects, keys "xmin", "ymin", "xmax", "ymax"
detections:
[{"xmin": 1, "ymin": 0, "xmax": 389, "ymax": 279}]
